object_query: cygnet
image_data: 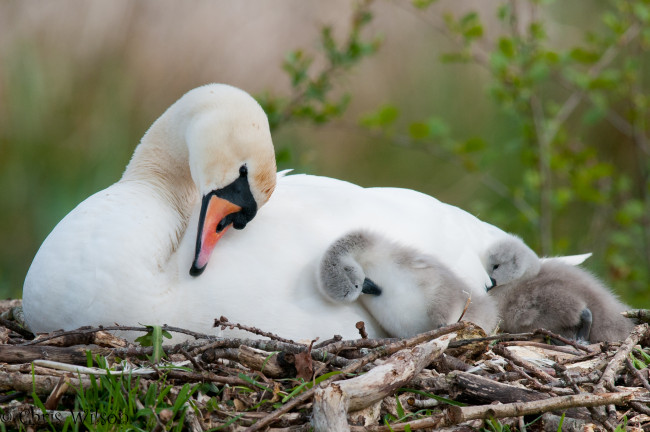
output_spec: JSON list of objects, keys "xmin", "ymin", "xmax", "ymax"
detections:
[
  {"xmin": 485, "ymin": 236, "xmax": 634, "ymax": 342},
  {"xmin": 318, "ymin": 230, "xmax": 499, "ymax": 337}
]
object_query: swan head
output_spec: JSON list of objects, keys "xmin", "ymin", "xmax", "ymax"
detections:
[
  {"xmin": 178, "ymin": 84, "xmax": 276, "ymax": 275},
  {"xmin": 318, "ymin": 231, "xmax": 384, "ymax": 302},
  {"xmin": 484, "ymin": 235, "xmax": 540, "ymax": 289}
]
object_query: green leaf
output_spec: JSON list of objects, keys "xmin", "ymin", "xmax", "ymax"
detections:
[
  {"xmin": 498, "ymin": 37, "xmax": 515, "ymax": 58},
  {"xmin": 412, "ymin": 0, "xmax": 438, "ymax": 9},
  {"xmin": 582, "ymin": 106, "xmax": 607, "ymax": 125},
  {"xmin": 440, "ymin": 51, "xmax": 471, "ymax": 63},
  {"xmin": 616, "ymin": 200, "xmax": 644, "ymax": 226},
  {"xmin": 633, "ymin": 3, "xmax": 650, "ymax": 23},
  {"xmin": 459, "ymin": 137, "xmax": 486, "ymax": 153},
  {"xmin": 408, "ymin": 122, "xmax": 429, "ymax": 140},
  {"xmin": 569, "ymin": 47, "xmax": 599, "ymax": 64},
  {"xmin": 464, "ymin": 25, "xmax": 484, "ymax": 40},
  {"xmin": 238, "ymin": 373, "xmax": 273, "ymax": 392},
  {"xmin": 359, "ymin": 104, "xmax": 399, "ymax": 128},
  {"xmin": 426, "ymin": 117, "xmax": 450, "ymax": 138}
]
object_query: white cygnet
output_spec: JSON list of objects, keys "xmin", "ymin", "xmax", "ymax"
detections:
[
  {"xmin": 318, "ymin": 230, "xmax": 499, "ymax": 337},
  {"xmin": 485, "ymin": 236, "xmax": 635, "ymax": 343}
]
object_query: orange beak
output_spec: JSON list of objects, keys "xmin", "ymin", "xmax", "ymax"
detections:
[{"xmin": 190, "ymin": 194, "xmax": 241, "ymax": 276}]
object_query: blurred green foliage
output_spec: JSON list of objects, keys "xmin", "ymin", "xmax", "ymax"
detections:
[
  {"xmin": 0, "ymin": 43, "xmax": 143, "ymax": 299},
  {"xmin": 358, "ymin": 0, "xmax": 650, "ymax": 306},
  {"xmin": 1, "ymin": 0, "xmax": 648, "ymax": 308},
  {"xmin": 257, "ymin": 0, "xmax": 380, "ymax": 132}
]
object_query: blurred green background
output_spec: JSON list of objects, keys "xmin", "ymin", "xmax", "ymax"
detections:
[{"xmin": 1, "ymin": 0, "xmax": 648, "ymax": 307}]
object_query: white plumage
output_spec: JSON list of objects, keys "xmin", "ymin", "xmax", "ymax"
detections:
[{"xmin": 23, "ymin": 83, "xmax": 512, "ymax": 342}]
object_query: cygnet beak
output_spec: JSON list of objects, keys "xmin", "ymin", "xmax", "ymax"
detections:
[
  {"xmin": 361, "ymin": 278, "xmax": 382, "ymax": 296},
  {"xmin": 486, "ymin": 277, "xmax": 497, "ymax": 292}
]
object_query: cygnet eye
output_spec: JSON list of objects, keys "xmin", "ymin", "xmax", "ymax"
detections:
[
  {"xmin": 492, "ymin": 264, "xmax": 500, "ymax": 270},
  {"xmin": 354, "ymin": 284, "xmax": 359, "ymax": 289},
  {"xmin": 239, "ymin": 164, "xmax": 248, "ymax": 177}
]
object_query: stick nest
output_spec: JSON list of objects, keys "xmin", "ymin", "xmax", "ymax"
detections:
[{"xmin": 1, "ymin": 299, "xmax": 649, "ymax": 431}]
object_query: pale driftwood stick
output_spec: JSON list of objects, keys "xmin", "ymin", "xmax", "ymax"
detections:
[
  {"xmin": 355, "ymin": 321, "xmax": 368, "ymax": 339},
  {"xmin": 361, "ymin": 322, "xmax": 465, "ymax": 365},
  {"xmin": 622, "ymin": 309, "xmax": 650, "ymax": 323},
  {"xmin": 552, "ymin": 361, "xmax": 613, "ymax": 427},
  {"xmin": 533, "ymin": 329, "xmax": 596, "ymax": 353},
  {"xmin": 434, "ymin": 353, "xmax": 472, "ymax": 372},
  {"xmin": 164, "ymin": 369, "xmax": 256, "ymax": 387},
  {"xmin": 0, "ymin": 345, "xmax": 111, "ymax": 365},
  {"xmin": 313, "ymin": 335, "xmax": 343, "ymax": 350},
  {"xmin": 539, "ymin": 413, "xmax": 586, "ymax": 432},
  {"xmin": 504, "ymin": 356, "xmax": 574, "ymax": 396},
  {"xmin": 238, "ymin": 345, "xmax": 296, "ymax": 378},
  {"xmin": 44, "ymin": 376, "xmax": 69, "ymax": 410},
  {"xmin": 32, "ymin": 330, "xmax": 127, "ymax": 348},
  {"xmin": 499, "ymin": 357, "xmax": 562, "ymax": 395},
  {"xmin": 24, "ymin": 324, "xmax": 216, "ymax": 346},
  {"xmin": 215, "ymin": 316, "xmax": 297, "ymax": 344},
  {"xmin": 492, "ymin": 344, "xmax": 558, "ymax": 384},
  {"xmin": 446, "ymin": 391, "xmax": 638, "ymax": 425},
  {"xmin": 594, "ymin": 323, "xmax": 649, "ymax": 393},
  {"xmin": 500, "ymin": 341, "xmax": 583, "ymax": 356},
  {"xmin": 447, "ymin": 332, "xmax": 535, "ymax": 349},
  {"xmin": 409, "ymin": 371, "xmax": 450, "ymax": 393},
  {"xmin": 308, "ymin": 337, "xmax": 397, "ymax": 353},
  {"xmin": 183, "ymin": 400, "xmax": 205, "ymax": 432},
  {"xmin": 456, "ymin": 294, "xmax": 471, "ymax": 322},
  {"xmin": 191, "ymin": 338, "xmax": 305, "ymax": 356},
  {"xmin": 244, "ymin": 322, "xmax": 465, "ymax": 432},
  {"xmin": 0, "ymin": 371, "xmax": 90, "ymax": 394},
  {"xmin": 631, "ymin": 401, "xmax": 650, "ymax": 415},
  {"xmin": 448, "ymin": 370, "xmax": 551, "ymax": 404},
  {"xmin": 407, "ymin": 397, "xmax": 440, "ymax": 408},
  {"xmin": 557, "ymin": 349, "xmax": 602, "ymax": 365},
  {"xmin": 179, "ymin": 347, "xmax": 204, "ymax": 371},
  {"xmin": 200, "ymin": 343, "xmax": 351, "ymax": 370},
  {"xmin": 311, "ymin": 333, "xmax": 455, "ymax": 432},
  {"xmin": 0, "ymin": 316, "xmax": 34, "ymax": 339},
  {"xmin": 625, "ymin": 357, "xmax": 650, "ymax": 392},
  {"xmin": 355, "ymin": 391, "xmax": 641, "ymax": 432}
]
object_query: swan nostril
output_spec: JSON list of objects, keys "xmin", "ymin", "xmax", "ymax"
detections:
[{"xmin": 216, "ymin": 220, "xmax": 228, "ymax": 232}]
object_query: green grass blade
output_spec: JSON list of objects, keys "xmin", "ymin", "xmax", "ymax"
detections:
[{"xmin": 237, "ymin": 373, "xmax": 272, "ymax": 392}]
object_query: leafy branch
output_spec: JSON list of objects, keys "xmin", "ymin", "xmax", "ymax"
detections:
[{"xmin": 257, "ymin": 0, "xmax": 381, "ymax": 132}]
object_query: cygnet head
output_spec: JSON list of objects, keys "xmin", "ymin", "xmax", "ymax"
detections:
[
  {"xmin": 485, "ymin": 235, "xmax": 541, "ymax": 289},
  {"xmin": 318, "ymin": 231, "xmax": 383, "ymax": 303},
  {"xmin": 127, "ymin": 84, "xmax": 277, "ymax": 276}
]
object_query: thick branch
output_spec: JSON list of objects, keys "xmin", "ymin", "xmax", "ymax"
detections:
[
  {"xmin": 446, "ymin": 391, "xmax": 639, "ymax": 424},
  {"xmin": 311, "ymin": 333, "xmax": 455, "ymax": 432},
  {"xmin": 594, "ymin": 323, "xmax": 649, "ymax": 393}
]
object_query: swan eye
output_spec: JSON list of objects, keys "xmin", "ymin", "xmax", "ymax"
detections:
[
  {"xmin": 493, "ymin": 264, "xmax": 500, "ymax": 270},
  {"xmin": 239, "ymin": 164, "xmax": 248, "ymax": 177},
  {"xmin": 354, "ymin": 284, "xmax": 359, "ymax": 289}
]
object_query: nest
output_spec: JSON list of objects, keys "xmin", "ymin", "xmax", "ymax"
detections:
[{"xmin": 1, "ymin": 299, "xmax": 649, "ymax": 431}]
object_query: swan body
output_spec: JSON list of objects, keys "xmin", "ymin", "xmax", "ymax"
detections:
[
  {"xmin": 485, "ymin": 236, "xmax": 634, "ymax": 342},
  {"xmin": 318, "ymin": 230, "xmax": 499, "ymax": 337},
  {"xmin": 23, "ymin": 83, "xmax": 514, "ymax": 342}
]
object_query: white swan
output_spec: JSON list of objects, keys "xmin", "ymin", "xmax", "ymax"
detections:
[
  {"xmin": 23, "ymin": 83, "xmax": 512, "ymax": 342},
  {"xmin": 317, "ymin": 230, "xmax": 499, "ymax": 337}
]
